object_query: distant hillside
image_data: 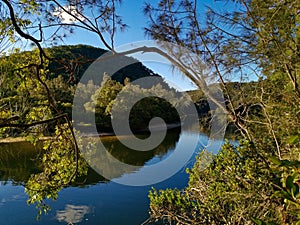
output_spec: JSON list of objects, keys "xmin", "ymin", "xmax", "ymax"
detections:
[
  {"xmin": 45, "ymin": 44, "xmax": 162, "ymax": 84},
  {"xmin": 0, "ymin": 45, "xmax": 181, "ymax": 136},
  {"xmin": 0, "ymin": 44, "xmax": 260, "ymax": 137},
  {"xmin": 186, "ymin": 81, "xmax": 260, "ymax": 128}
]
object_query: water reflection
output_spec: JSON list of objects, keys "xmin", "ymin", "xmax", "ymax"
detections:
[
  {"xmin": 0, "ymin": 129, "xmax": 206, "ymax": 225},
  {"xmin": 82, "ymin": 128, "xmax": 181, "ymax": 183},
  {"xmin": 56, "ymin": 204, "xmax": 91, "ymax": 224},
  {"xmin": 0, "ymin": 128, "xmax": 181, "ymax": 185},
  {"xmin": 102, "ymin": 130, "xmax": 180, "ymax": 166},
  {"xmin": 0, "ymin": 194, "xmax": 25, "ymax": 207},
  {"xmin": 0, "ymin": 142, "xmax": 42, "ymax": 184}
]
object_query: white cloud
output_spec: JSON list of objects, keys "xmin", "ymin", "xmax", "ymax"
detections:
[{"xmin": 52, "ymin": 5, "xmax": 86, "ymax": 24}]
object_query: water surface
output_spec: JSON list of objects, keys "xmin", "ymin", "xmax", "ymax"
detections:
[{"xmin": 0, "ymin": 129, "xmax": 217, "ymax": 225}]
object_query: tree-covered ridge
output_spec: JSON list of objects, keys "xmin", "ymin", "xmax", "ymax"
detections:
[
  {"xmin": 78, "ymin": 74, "xmax": 182, "ymax": 132},
  {"xmin": 45, "ymin": 44, "xmax": 162, "ymax": 84},
  {"xmin": 0, "ymin": 44, "xmax": 177, "ymax": 137}
]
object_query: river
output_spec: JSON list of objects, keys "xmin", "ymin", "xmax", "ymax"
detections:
[{"xmin": 0, "ymin": 128, "xmax": 223, "ymax": 225}]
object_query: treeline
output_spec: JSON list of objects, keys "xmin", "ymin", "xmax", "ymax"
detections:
[
  {"xmin": 0, "ymin": 45, "xmax": 184, "ymax": 137},
  {"xmin": 76, "ymin": 74, "xmax": 183, "ymax": 132}
]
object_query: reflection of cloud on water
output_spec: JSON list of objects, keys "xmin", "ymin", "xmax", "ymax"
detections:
[
  {"xmin": 0, "ymin": 194, "xmax": 25, "ymax": 207},
  {"xmin": 56, "ymin": 204, "xmax": 90, "ymax": 224}
]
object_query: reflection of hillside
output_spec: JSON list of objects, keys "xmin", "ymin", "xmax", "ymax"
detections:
[
  {"xmin": 0, "ymin": 142, "xmax": 42, "ymax": 184},
  {"xmin": 82, "ymin": 128, "xmax": 181, "ymax": 181},
  {"xmin": 104, "ymin": 128, "xmax": 180, "ymax": 165},
  {"xmin": 0, "ymin": 128, "xmax": 181, "ymax": 185},
  {"xmin": 0, "ymin": 142, "xmax": 106, "ymax": 186}
]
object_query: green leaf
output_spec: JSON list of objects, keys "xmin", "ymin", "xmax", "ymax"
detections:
[
  {"xmin": 251, "ymin": 217, "xmax": 264, "ymax": 225},
  {"xmin": 251, "ymin": 218, "xmax": 280, "ymax": 225},
  {"xmin": 288, "ymin": 135, "xmax": 299, "ymax": 144},
  {"xmin": 268, "ymin": 156, "xmax": 281, "ymax": 165},
  {"xmin": 286, "ymin": 175, "xmax": 295, "ymax": 191}
]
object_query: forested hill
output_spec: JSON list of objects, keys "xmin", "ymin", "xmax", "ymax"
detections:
[
  {"xmin": 45, "ymin": 44, "xmax": 161, "ymax": 84},
  {"xmin": 0, "ymin": 45, "xmax": 180, "ymax": 137},
  {"xmin": 0, "ymin": 44, "xmax": 264, "ymax": 137}
]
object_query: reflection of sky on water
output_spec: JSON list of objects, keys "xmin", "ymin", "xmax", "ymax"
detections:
[
  {"xmin": 0, "ymin": 130, "xmax": 233, "ymax": 225},
  {"xmin": 56, "ymin": 204, "xmax": 91, "ymax": 224},
  {"xmin": 111, "ymin": 131, "xmax": 200, "ymax": 185},
  {"xmin": 0, "ymin": 194, "xmax": 25, "ymax": 207},
  {"xmin": 0, "ymin": 183, "xmax": 26, "ymax": 207}
]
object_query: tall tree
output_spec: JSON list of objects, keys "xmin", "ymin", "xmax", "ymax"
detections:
[
  {"xmin": 144, "ymin": 0, "xmax": 299, "ymax": 154},
  {"xmin": 0, "ymin": 0, "xmax": 125, "ymax": 212},
  {"xmin": 145, "ymin": 0, "xmax": 300, "ymax": 224}
]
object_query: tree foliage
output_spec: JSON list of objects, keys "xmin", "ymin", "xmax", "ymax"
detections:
[
  {"xmin": 145, "ymin": 0, "xmax": 300, "ymax": 224},
  {"xmin": 0, "ymin": 0, "xmax": 299, "ymax": 224},
  {"xmin": 83, "ymin": 74, "xmax": 182, "ymax": 131},
  {"xmin": 25, "ymin": 124, "xmax": 88, "ymax": 218}
]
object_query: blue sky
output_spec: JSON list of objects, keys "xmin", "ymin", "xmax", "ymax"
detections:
[
  {"xmin": 5, "ymin": 0, "xmax": 249, "ymax": 90},
  {"xmin": 58, "ymin": 0, "xmax": 195, "ymax": 90},
  {"xmin": 50, "ymin": 0, "xmax": 240, "ymax": 91},
  {"xmin": 64, "ymin": 0, "xmax": 237, "ymax": 47}
]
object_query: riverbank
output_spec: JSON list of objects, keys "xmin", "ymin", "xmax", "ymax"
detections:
[
  {"xmin": 0, "ymin": 122, "xmax": 182, "ymax": 143},
  {"xmin": 0, "ymin": 136, "xmax": 52, "ymax": 143}
]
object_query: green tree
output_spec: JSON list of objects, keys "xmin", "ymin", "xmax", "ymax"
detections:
[
  {"xmin": 149, "ymin": 141, "xmax": 280, "ymax": 224},
  {"xmin": 117, "ymin": 82, "xmax": 183, "ymax": 131},
  {"xmin": 0, "ymin": 0, "xmax": 127, "ymax": 219},
  {"xmin": 83, "ymin": 74, "xmax": 123, "ymax": 130},
  {"xmin": 25, "ymin": 124, "xmax": 88, "ymax": 218},
  {"xmin": 145, "ymin": 0, "xmax": 300, "ymax": 224}
]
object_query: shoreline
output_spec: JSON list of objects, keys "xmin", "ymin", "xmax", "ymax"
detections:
[
  {"xmin": 0, "ymin": 122, "xmax": 182, "ymax": 143},
  {"xmin": 79, "ymin": 122, "xmax": 181, "ymax": 137},
  {"xmin": 0, "ymin": 136, "xmax": 53, "ymax": 144}
]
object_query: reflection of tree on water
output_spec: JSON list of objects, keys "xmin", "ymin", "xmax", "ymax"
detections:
[
  {"xmin": 0, "ymin": 142, "xmax": 42, "ymax": 184},
  {"xmin": 0, "ymin": 142, "xmax": 106, "ymax": 188},
  {"xmin": 0, "ymin": 128, "xmax": 181, "ymax": 185},
  {"xmin": 104, "ymin": 127, "xmax": 180, "ymax": 165},
  {"xmin": 0, "ymin": 141, "xmax": 102, "ymax": 185},
  {"xmin": 82, "ymin": 127, "xmax": 181, "ymax": 181},
  {"xmin": 0, "ymin": 128, "xmax": 181, "ymax": 217}
]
